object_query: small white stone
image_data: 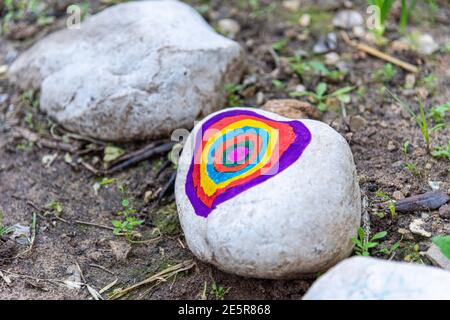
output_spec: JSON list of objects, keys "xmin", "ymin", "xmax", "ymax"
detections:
[
  {"xmin": 303, "ymin": 256, "xmax": 450, "ymax": 299},
  {"xmin": 217, "ymin": 18, "xmax": 240, "ymax": 37},
  {"xmin": 324, "ymin": 52, "xmax": 340, "ymax": 65},
  {"xmin": 387, "ymin": 140, "xmax": 397, "ymax": 151},
  {"xmin": 409, "ymin": 219, "xmax": 431, "ymax": 238},
  {"xmin": 298, "ymin": 14, "xmax": 311, "ymax": 28},
  {"xmin": 294, "ymin": 84, "xmax": 306, "ymax": 93},
  {"xmin": 256, "ymin": 91, "xmax": 265, "ymax": 105},
  {"xmin": 175, "ymin": 107, "xmax": 361, "ymax": 279},
  {"xmin": 352, "ymin": 26, "xmax": 365, "ymax": 38},
  {"xmin": 332, "ymin": 10, "xmax": 364, "ymax": 30},
  {"xmin": 428, "ymin": 181, "xmax": 442, "ymax": 191},
  {"xmin": 415, "ymin": 33, "xmax": 439, "ymax": 55}
]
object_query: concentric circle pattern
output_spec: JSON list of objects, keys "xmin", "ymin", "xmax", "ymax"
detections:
[{"xmin": 185, "ymin": 109, "xmax": 312, "ymax": 217}]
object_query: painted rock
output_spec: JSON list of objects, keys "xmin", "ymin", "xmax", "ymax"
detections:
[
  {"xmin": 8, "ymin": 0, "xmax": 244, "ymax": 141},
  {"xmin": 303, "ymin": 256, "xmax": 450, "ymax": 300},
  {"xmin": 175, "ymin": 107, "xmax": 361, "ymax": 279}
]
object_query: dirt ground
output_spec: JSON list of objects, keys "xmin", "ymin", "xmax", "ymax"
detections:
[{"xmin": 0, "ymin": 0, "xmax": 449, "ymax": 300}]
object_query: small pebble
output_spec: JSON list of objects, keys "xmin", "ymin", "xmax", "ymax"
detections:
[
  {"xmin": 324, "ymin": 52, "xmax": 340, "ymax": 65},
  {"xmin": 298, "ymin": 14, "xmax": 311, "ymax": 27},
  {"xmin": 387, "ymin": 140, "xmax": 397, "ymax": 152},
  {"xmin": 426, "ymin": 244, "xmax": 450, "ymax": 271},
  {"xmin": 256, "ymin": 91, "xmax": 265, "ymax": 105},
  {"xmin": 390, "ymin": 38, "xmax": 410, "ymax": 52},
  {"xmin": 409, "ymin": 219, "xmax": 431, "ymax": 238},
  {"xmin": 313, "ymin": 32, "xmax": 337, "ymax": 54},
  {"xmin": 398, "ymin": 228, "xmax": 414, "ymax": 240},
  {"xmin": 294, "ymin": 84, "xmax": 306, "ymax": 93},
  {"xmin": 144, "ymin": 190, "xmax": 154, "ymax": 204},
  {"xmin": 352, "ymin": 26, "xmax": 365, "ymax": 38},
  {"xmin": 439, "ymin": 204, "xmax": 450, "ymax": 219},
  {"xmin": 0, "ymin": 65, "xmax": 8, "ymax": 76},
  {"xmin": 332, "ymin": 10, "xmax": 364, "ymax": 30},
  {"xmin": 217, "ymin": 18, "xmax": 240, "ymax": 38},
  {"xmin": 349, "ymin": 115, "xmax": 367, "ymax": 132},
  {"xmin": 393, "ymin": 191, "xmax": 405, "ymax": 201},
  {"xmin": 109, "ymin": 240, "xmax": 132, "ymax": 262},
  {"xmin": 0, "ymin": 94, "xmax": 8, "ymax": 105},
  {"xmin": 415, "ymin": 33, "xmax": 439, "ymax": 55},
  {"xmin": 428, "ymin": 181, "xmax": 442, "ymax": 191}
]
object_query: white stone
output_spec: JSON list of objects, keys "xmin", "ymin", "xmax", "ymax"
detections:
[
  {"xmin": 217, "ymin": 18, "xmax": 240, "ymax": 37},
  {"xmin": 332, "ymin": 10, "xmax": 364, "ymax": 30},
  {"xmin": 415, "ymin": 33, "xmax": 439, "ymax": 55},
  {"xmin": 324, "ymin": 52, "xmax": 340, "ymax": 65},
  {"xmin": 303, "ymin": 256, "xmax": 450, "ymax": 300},
  {"xmin": 8, "ymin": 1, "xmax": 245, "ymax": 141},
  {"xmin": 409, "ymin": 218, "xmax": 431, "ymax": 238},
  {"xmin": 175, "ymin": 107, "xmax": 361, "ymax": 279},
  {"xmin": 298, "ymin": 14, "xmax": 311, "ymax": 28}
]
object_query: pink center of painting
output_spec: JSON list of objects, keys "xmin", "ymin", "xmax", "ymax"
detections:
[{"xmin": 227, "ymin": 146, "xmax": 249, "ymax": 163}]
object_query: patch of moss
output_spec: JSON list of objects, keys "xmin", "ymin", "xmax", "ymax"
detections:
[{"xmin": 154, "ymin": 203, "xmax": 180, "ymax": 236}]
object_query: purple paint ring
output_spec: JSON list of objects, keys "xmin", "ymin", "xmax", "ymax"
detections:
[{"xmin": 185, "ymin": 109, "xmax": 312, "ymax": 217}]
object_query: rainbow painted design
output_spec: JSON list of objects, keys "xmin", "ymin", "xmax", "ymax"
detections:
[{"xmin": 185, "ymin": 109, "xmax": 311, "ymax": 217}]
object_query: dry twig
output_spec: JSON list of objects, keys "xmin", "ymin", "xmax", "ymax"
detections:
[
  {"xmin": 340, "ymin": 32, "xmax": 419, "ymax": 73},
  {"xmin": 108, "ymin": 260, "xmax": 195, "ymax": 300}
]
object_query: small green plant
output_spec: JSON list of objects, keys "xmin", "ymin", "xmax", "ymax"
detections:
[
  {"xmin": 289, "ymin": 55, "xmax": 345, "ymax": 81},
  {"xmin": 272, "ymin": 38, "xmax": 288, "ymax": 52},
  {"xmin": 373, "ymin": 63, "xmax": 397, "ymax": 82},
  {"xmin": 375, "ymin": 190, "xmax": 396, "ymax": 218},
  {"xmin": 419, "ymin": 74, "xmax": 437, "ymax": 92},
  {"xmin": 22, "ymin": 90, "xmax": 39, "ymax": 109},
  {"xmin": 98, "ymin": 177, "xmax": 116, "ymax": 186},
  {"xmin": 399, "ymin": 0, "xmax": 416, "ymax": 33},
  {"xmin": 25, "ymin": 112, "xmax": 34, "ymax": 129},
  {"xmin": 352, "ymin": 227, "xmax": 387, "ymax": 256},
  {"xmin": 387, "ymin": 90, "xmax": 430, "ymax": 152},
  {"xmin": 112, "ymin": 185, "xmax": 144, "ymax": 239},
  {"xmin": 432, "ymin": 236, "xmax": 450, "ymax": 260},
  {"xmin": 248, "ymin": 0, "xmax": 275, "ymax": 19},
  {"xmin": 403, "ymin": 243, "xmax": 423, "ymax": 263},
  {"xmin": 1, "ymin": 0, "xmax": 53, "ymax": 35},
  {"xmin": 405, "ymin": 162, "xmax": 421, "ymax": 177},
  {"xmin": 16, "ymin": 141, "xmax": 34, "ymax": 152},
  {"xmin": 44, "ymin": 200, "xmax": 63, "ymax": 218},
  {"xmin": 103, "ymin": 145, "xmax": 125, "ymax": 163},
  {"xmin": 401, "ymin": 140, "xmax": 412, "ymax": 155},
  {"xmin": 290, "ymin": 82, "xmax": 354, "ymax": 112},
  {"xmin": 210, "ymin": 282, "xmax": 230, "ymax": 300},
  {"xmin": 378, "ymin": 237, "xmax": 403, "ymax": 256},
  {"xmin": 271, "ymin": 79, "xmax": 285, "ymax": 90},
  {"xmin": 428, "ymin": 102, "xmax": 449, "ymax": 124},
  {"xmin": 0, "ymin": 210, "xmax": 15, "ymax": 237},
  {"xmin": 431, "ymin": 141, "xmax": 450, "ymax": 159},
  {"xmin": 225, "ymin": 83, "xmax": 244, "ymax": 107}
]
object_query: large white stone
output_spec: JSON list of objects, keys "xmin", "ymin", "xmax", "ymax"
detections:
[
  {"xmin": 303, "ymin": 256, "xmax": 450, "ymax": 300},
  {"xmin": 175, "ymin": 107, "xmax": 361, "ymax": 279},
  {"xmin": 8, "ymin": 0, "xmax": 245, "ymax": 141}
]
